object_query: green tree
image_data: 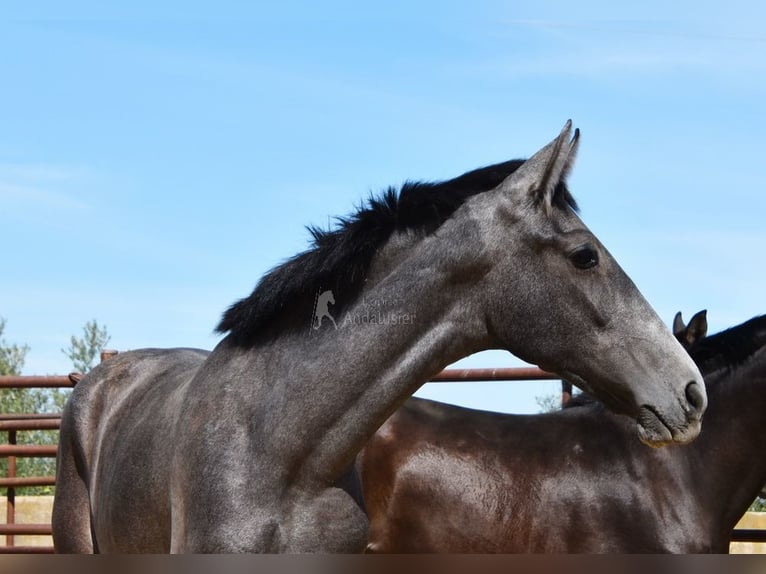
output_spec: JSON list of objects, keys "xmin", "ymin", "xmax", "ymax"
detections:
[
  {"xmin": 535, "ymin": 392, "xmax": 561, "ymax": 413},
  {"xmin": 0, "ymin": 317, "xmax": 35, "ymax": 413},
  {"xmin": 0, "ymin": 318, "xmax": 29, "ymax": 376},
  {"xmin": 62, "ymin": 319, "xmax": 111, "ymax": 373}
]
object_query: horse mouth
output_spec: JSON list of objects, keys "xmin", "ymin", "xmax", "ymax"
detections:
[
  {"xmin": 559, "ymin": 370, "xmax": 701, "ymax": 447},
  {"xmin": 636, "ymin": 406, "xmax": 701, "ymax": 447},
  {"xmin": 636, "ymin": 406, "xmax": 674, "ymax": 447}
]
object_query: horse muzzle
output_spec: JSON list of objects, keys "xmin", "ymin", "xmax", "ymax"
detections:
[{"xmin": 636, "ymin": 380, "xmax": 706, "ymax": 447}]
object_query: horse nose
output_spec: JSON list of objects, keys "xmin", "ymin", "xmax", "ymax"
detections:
[{"xmin": 685, "ymin": 381, "xmax": 707, "ymax": 419}]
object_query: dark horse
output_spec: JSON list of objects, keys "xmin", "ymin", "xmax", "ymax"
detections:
[
  {"xmin": 358, "ymin": 314, "xmax": 766, "ymax": 553},
  {"xmin": 52, "ymin": 122, "xmax": 705, "ymax": 553}
]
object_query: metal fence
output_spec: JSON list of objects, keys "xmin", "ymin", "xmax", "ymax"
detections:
[
  {"xmin": 0, "ymin": 374, "xmax": 73, "ymax": 553},
  {"xmin": 1, "ymin": 363, "xmax": 764, "ymax": 553}
]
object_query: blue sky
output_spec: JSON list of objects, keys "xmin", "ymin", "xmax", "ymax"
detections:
[{"xmin": 2, "ymin": 1, "xmax": 764, "ymax": 413}]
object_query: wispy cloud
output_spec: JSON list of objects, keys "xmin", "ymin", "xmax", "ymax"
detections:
[
  {"xmin": 491, "ymin": 19, "xmax": 766, "ymax": 82},
  {"xmin": 0, "ymin": 163, "xmax": 94, "ymax": 211},
  {"xmin": 503, "ymin": 19, "xmax": 766, "ymax": 44}
]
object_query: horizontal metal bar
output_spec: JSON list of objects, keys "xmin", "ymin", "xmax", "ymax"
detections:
[
  {"xmin": 430, "ymin": 367, "xmax": 558, "ymax": 382},
  {"xmin": 0, "ymin": 523, "xmax": 51, "ymax": 535},
  {"xmin": 0, "ymin": 414, "xmax": 61, "ymax": 421},
  {"xmin": 0, "ymin": 419, "xmax": 61, "ymax": 431},
  {"xmin": 0, "ymin": 546, "xmax": 54, "ymax": 554},
  {"xmin": 731, "ymin": 529, "xmax": 766, "ymax": 543},
  {"xmin": 0, "ymin": 475, "xmax": 56, "ymax": 488},
  {"xmin": 0, "ymin": 375, "xmax": 75, "ymax": 388},
  {"xmin": 0, "ymin": 445, "xmax": 57, "ymax": 457},
  {"xmin": 0, "ymin": 368, "xmax": 559, "ymax": 391}
]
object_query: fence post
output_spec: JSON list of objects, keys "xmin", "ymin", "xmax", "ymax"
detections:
[
  {"xmin": 6, "ymin": 429, "xmax": 16, "ymax": 548},
  {"xmin": 561, "ymin": 380, "xmax": 573, "ymax": 408}
]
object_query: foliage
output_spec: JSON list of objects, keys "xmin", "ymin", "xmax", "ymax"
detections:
[
  {"xmin": 1, "ymin": 318, "xmax": 110, "ymax": 495},
  {"xmin": 750, "ymin": 496, "xmax": 766, "ymax": 512},
  {"xmin": 62, "ymin": 319, "xmax": 111, "ymax": 373},
  {"xmin": 0, "ymin": 389, "xmax": 61, "ymax": 495},
  {"xmin": 535, "ymin": 392, "xmax": 563, "ymax": 414},
  {"xmin": 536, "ymin": 381, "xmax": 573, "ymax": 413},
  {"xmin": 0, "ymin": 318, "xmax": 29, "ymax": 377}
]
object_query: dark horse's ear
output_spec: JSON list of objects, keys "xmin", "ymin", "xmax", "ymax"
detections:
[
  {"xmin": 673, "ymin": 312, "xmax": 686, "ymax": 339},
  {"xmin": 497, "ymin": 120, "xmax": 578, "ymax": 215},
  {"xmin": 685, "ymin": 310, "xmax": 708, "ymax": 346},
  {"xmin": 674, "ymin": 310, "xmax": 708, "ymax": 349}
]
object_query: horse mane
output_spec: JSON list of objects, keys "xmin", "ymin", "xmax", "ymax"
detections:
[
  {"xmin": 702, "ymin": 343, "xmax": 766, "ymax": 407},
  {"xmin": 687, "ymin": 314, "xmax": 766, "ymax": 374},
  {"xmin": 216, "ymin": 159, "xmax": 577, "ymax": 346},
  {"xmin": 564, "ymin": 313, "xmax": 766, "ymax": 411}
]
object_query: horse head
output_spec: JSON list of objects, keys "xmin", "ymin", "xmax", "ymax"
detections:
[{"xmin": 471, "ymin": 122, "xmax": 706, "ymax": 446}]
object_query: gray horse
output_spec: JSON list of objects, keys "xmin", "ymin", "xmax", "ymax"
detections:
[{"xmin": 52, "ymin": 122, "xmax": 705, "ymax": 553}]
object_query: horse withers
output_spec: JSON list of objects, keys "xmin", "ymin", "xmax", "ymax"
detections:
[{"xmin": 53, "ymin": 122, "xmax": 704, "ymax": 553}]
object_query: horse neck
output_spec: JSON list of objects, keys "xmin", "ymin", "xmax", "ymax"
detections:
[
  {"xmin": 689, "ymin": 357, "xmax": 766, "ymax": 531},
  {"xmin": 209, "ymin": 233, "xmax": 491, "ymax": 487}
]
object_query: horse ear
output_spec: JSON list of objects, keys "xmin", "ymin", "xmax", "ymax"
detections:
[
  {"xmin": 560, "ymin": 125, "xmax": 580, "ymax": 183},
  {"xmin": 673, "ymin": 312, "xmax": 686, "ymax": 338},
  {"xmin": 674, "ymin": 310, "xmax": 708, "ymax": 349},
  {"xmin": 686, "ymin": 310, "xmax": 708, "ymax": 345},
  {"xmin": 498, "ymin": 120, "xmax": 578, "ymax": 214}
]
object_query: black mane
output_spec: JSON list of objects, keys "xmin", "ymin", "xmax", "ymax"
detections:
[
  {"xmin": 687, "ymin": 314, "xmax": 766, "ymax": 374},
  {"xmin": 216, "ymin": 159, "xmax": 577, "ymax": 346}
]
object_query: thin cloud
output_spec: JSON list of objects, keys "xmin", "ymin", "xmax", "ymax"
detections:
[
  {"xmin": 503, "ymin": 19, "xmax": 766, "ymax": 44},
  {"xmin": 0, "ymin": 163, "xmax": 93, "ymax": 211},
  {"xmin": 480, "ymin": 20, "xmax": 766, "ymax": 81},
  {"xmin": 0, "ymin": 181, "xmax": 91, "ymax": 211}
]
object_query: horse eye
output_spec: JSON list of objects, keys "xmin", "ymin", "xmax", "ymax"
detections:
[{"xmin": 569, "ymin": 246, "xmax": 599, "ymax": 270}]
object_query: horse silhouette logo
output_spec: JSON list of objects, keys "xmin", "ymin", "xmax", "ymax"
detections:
[{"xmin": 312, "ymin": 290, "xmax": 338, "ymax": 330}]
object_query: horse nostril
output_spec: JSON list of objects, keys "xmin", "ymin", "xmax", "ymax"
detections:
[{"xmin": 685, "ymin": 381, "xmax": 707, "ymax": 415}]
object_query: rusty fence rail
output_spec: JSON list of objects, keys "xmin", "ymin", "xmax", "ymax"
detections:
[
  {"xmin": 1, "ymin": 367, "xmax": 764, "ymax": 553},
  {"xmin": 0, "ymin": 374, "xmax": 75, "ymax": 554}
]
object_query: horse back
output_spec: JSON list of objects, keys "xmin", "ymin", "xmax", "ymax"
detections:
[
  {"xmin": 54, "ymin": 348, "xmax": 209, "ymax": 553},
  {"xmin": 358, "ymin": 397, "xmax": 527, "ymax": 552}
]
